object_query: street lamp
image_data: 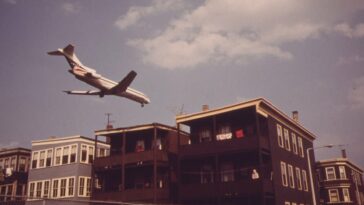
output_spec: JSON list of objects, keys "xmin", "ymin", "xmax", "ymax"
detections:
[{"xmin": 306, "ymin": 144, "xmax": 345, "ymax": 205}]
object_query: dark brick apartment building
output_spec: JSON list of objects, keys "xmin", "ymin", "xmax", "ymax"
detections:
[{"xmin": 175, "ymin": 98, "xmax": 318, "ymax": 205}]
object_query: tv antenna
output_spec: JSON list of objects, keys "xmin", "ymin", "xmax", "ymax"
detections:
[{"xmin": 105, "ymin": 113, "xmax": 114, "ymax": 129}]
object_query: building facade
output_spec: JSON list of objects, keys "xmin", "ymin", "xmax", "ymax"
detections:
[
  {"xmin": 0, "ymin": 147, "xmax": 31, "ymax": 204},
  {"xmin": 316, "ymin": 157, "xmax": 364, "ymax": 205},
  {"xmin": 176, "ymin": 98, "xmax": 318, "ymax": 205},
  {"xmin": 26, "ymin": 135, "xmax": 109, "ymax": 205},
  {"xmin": 92, "ymin": 123, "xmax": 189, "ymax": 204}
]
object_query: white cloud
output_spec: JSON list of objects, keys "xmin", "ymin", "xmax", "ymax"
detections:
[
  {"xmin": 348, "ymin": 76, "xmax": 364, "ymax": 110},
  {"xmin": 125, "ymin": 0, "xmax": 364, "ymax": 69},
  {"xmin": 115, "ymin": 0, "xmax": 185, "ymax": 30},
  {"xmin": 335, "ymin": 23, "xmax": 364, "ymax": 38},
  {"xmin": 62, "ymin": 2, "xmax": 80, "ymax": 14}
]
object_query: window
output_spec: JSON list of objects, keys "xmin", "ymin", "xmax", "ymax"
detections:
[
  {"xmin": 32, "ymin": 152, "xmax": 38, "ymax": 169},
  {"xmin": 285, "ymin": 202, "xmax": 290, "ymax": 205},
  {"xmin": 281, "ymin": 162, "xmax": 288, "ymax": 187},
  {"xmin": 60, "ymin": 179, "xmax": 67, "ymax": 197},
  {"xmin": 155, "ymin": 138, "xmax": 162, "ymax": 150},
  {"xmin": 221, "ymin": 163, "xmax": 234, "ymax": 182},
  {"xmin": 43, "ymin": 181, "xmax": 50, "ymax": 198},
  {"xmin": 39, "ymin": 151, "xmax": 46, "ymax": 168},
  {"xmin": 88, "ymin": 147, "xmax": 94, "ymax": 163},
  {"xmin": 19, "ymin": 157, "xmax": 26, "ymax": 172},
  {"xmin": 78, "ymin": 177, "xmax": 91, "ymax": 197},
  {"xmin": 68, "ymin": 178, "xmax": 74, "ymax": 196},
  {"xmin": 295, "ymin": 167, "xmax": 302, "ymax": 190},
  {"xmin": 277, "ymin": 124, "xmax": 284, "ymax": 148},
  {"xmin": 199, "ymin": 129, "xmax": 212, "ymax": 142},
  {"xmin": 302, "ymin": 170, "xmax": 308, "ymax": 191},
  {"xmin": 36, "ymin": 181, "xmax": 42, "ymax": 198},
  {"xmin": 28, "ymin": 182, "xmax": 35, "ymax": 198},
  {"xmin": 52, "ymin": 179, "xmax": 59, "ymax": 198},
  {"xmin": 70, "ymin": 145, "xmax": 77, "ymax": 163},
  {"xmin": 81, "ymin": 145, "xmax": 87, "ymax": 163},
  {"xmin": 328, "ymin": 189, "xmax": 339, "ymax": 202},
  {"xmin": 343, "ymin": 188, "xmax": 350, "ymax": 202},
  {"xmin": 338, "ymin": 166, "xmax": 346, "ymax": 179},
  {"xmin": 0, "ymin": 159, "xmax": 3, "ymax": 169},
  {"xmin": 4, "ymin": 158, "xmax": 9, "ymax": 168},
  {"xmin": 297, "ymin": 137, "xmax": 304, "ymax": 157},
  {"xmin": 55, "ymin": 148, "xmax": 62, "ymax": 166},
  {"xmin": 98, "ymin": 148, "xmax": 106, "ymax": 157},
  {"xmin": 10, "ymin": 157, "xmax": 16, "ymax": 170},
  {"xmin": 291, "ymin": 133, "xmax": 298, "ymax": 154},
  {"xmin": 79, "ymin": 177, "xmax": 85, "ymax": 196},
  {"xmin": 46, "ymin": 149, "xmax": 52, "ymax": 167},
  {"xmin": 216, "ymin": 124, "xmax": 232, "ymax": 140},
  {"xmin": 288, "ymin": 164, "xmax": 295, "ymax": 188},
  {"xmin": 284, "ymin": 129, "xmax": 291, "ymax": 151},
  {"xmin": 326, "ymin": 167, "xmax": 336, "ymax": 180},
  {"xmin": 62, "ymin": 147, "xmax": 69, "ymax": 164},
  {"xmin": 200, "ymin": 165, "xmax": 214, "ymax": 184}
]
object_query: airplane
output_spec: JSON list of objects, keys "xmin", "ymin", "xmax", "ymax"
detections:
[{"xmin": 48, "ymin": 44, "xmax": 150, "ymax": 107}]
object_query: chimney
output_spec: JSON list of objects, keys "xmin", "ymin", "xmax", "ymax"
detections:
[
  {"xmin": 292, "ymin": 111, "xmax": 299, "ymax": 122},
  {"xmin": 202, "ymin": 104, "xmax": 209, "ymax": 112},
  {"xmin": 341, "ymin": 149, "xmax": 347, "ymax": 158}
]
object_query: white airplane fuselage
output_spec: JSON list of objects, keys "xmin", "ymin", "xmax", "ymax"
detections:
[{"xmin": 69, "ymin": 66, "xmax": 150, "ymax": 105}]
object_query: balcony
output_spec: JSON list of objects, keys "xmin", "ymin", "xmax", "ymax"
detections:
[
  {"xmin": 179, "ymin": 179, "xmax": 273, "ymax": 200},
  {"xmin": 179, "ymin": 136, "xmax": 269, "ymax": 158},
  {"xmin": 92, "ymin": 188, "xmax": 170, "ymax": 202},
  {"xmin": 93, "ymin": 150, "xmax": 169, "ymax": 169}
]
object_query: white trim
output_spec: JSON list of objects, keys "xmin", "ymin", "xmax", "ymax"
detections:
[
  {"xmin": 291, "ymin": 133, "xmax": 298, "ymax": 155},
  {"xmin": 32, "ymin": 136, "xmax": 107, "ymax": 147},
  {"xmin": 51, "ymin": 176, "xmax": 75, "ymax": 199},
  {"xmin": 277, "ymin": 124, "xmax": 284, "ymax": 148},
  {"xmin": 326, "ymin": 167, "xmax": 337, "ymax": 181},
  {"xmin": 281, "ymin": 161, "xmax": 288, "ymax": 187},
  {"xmin": 297, "ymin": 137, "xmax": 304, "ymax": 158},
  {"xmin": 302, "ymin": 169, "xmax": 309, "ymax": 192},
  {"xmin": 295, "ymin": 167, "xmax": 302, "ymax": 190},
  {"xmin": 27, "ymin": 179, "xmax": 51, "ymax": 200},
  {"xmin": 328, "ymin": 189, "xmax": 340, "ymax": 203},
  {"xmin": 288, "ymin": 164, "xmax": 295, "ymax": 188},
  {"xmin": 339, "ymin": 166, "xmax": 347, "ymax": 179},
  {"xmin": 78, "ymin": 176, "xmax": 91, "ymax": 197},
  {"xmin": 284, "ymin": 128, "xmax": 291, "ymax": 151}
]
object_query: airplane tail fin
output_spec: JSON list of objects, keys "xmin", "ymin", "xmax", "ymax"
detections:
[{"xmin": 48, "ymin": 44, "xmax": 83, "ymax": 66}]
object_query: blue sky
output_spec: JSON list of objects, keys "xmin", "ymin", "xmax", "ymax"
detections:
[{"xmin": 1, "ymin": 0, "xmax": 364, "ymax": 167}]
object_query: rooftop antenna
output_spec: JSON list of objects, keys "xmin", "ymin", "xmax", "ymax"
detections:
[{"xmin": 105, "ymin": 113, "xmax": 114, "ymax": 129}]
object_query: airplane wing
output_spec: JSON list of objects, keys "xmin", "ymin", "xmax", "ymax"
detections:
[
  {"xmin": 63, "ymin": 90, "xmax": 101, "ymax": 95},
  {"xmin": 109, "ymin": 70, "xmax": 137, "ymax": 94}
]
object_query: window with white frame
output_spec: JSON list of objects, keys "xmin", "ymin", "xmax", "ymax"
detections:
[
  {"xmin": 295, "ymin": 167, "xmax": 302, "ymax": 190},
  {"xmin": 288, "ymin": 164, "xmax": 295, "ymax": 188},
  {"xmin": 343, "ymin": 188, "xmax": 350, "ymax": 202},
  {"xmin": 277, "ymin": 124, "xmax": 284, "ymax": 148},
  {"xmin": 80, "ymin": 144, "xmax": 94, "ymax": 164},
  {"xmin": 4, "ymin": 158, "xmax": 9, "ymax": 169},
  {"xmin": 55, "ymin": 148, "xmax": 62, "ymax": 166},
  {"xmin": 70, "ymin": 145, "xmax": 77, "ymax": 163},
  {"xmin": 28, "ymin": 182, "xmax": 35, "ymax": 199},
  {"xmin": 39, "ymin": 151, "xmax": 46, "ymax": 168},
  {"xmin": 302, "ymin": 170, "xmax": 308, "ymax": 191},
  {"xmin": 291, "ymin": 133, "xmax": 298, "ymax": 154},
  {"xmin": 284, "ymin": 129, "xmax": 291, "ymax": 151},
  {"xmin": 62, "ymin": 147, "xmax": 69, "ymax": 164},
  {"xmin": 339, "ymin": 166, "xmax": 346, "ymax": 179},
  {"xmin": 78, "ymin": 176, "xmax": 91, "ymax": 197},
  {"xmin": 52, "ymin": 179, "xmax": 59, "ymax": 198},
  {"xmin": 10, "ymin": 157, "xmax": 16, "ymax": 170},
  {"xmin": 328, "ymin": 189, "xmax": 339, "ymax": 202},
  {"xmin": 297, "ymin": 137, "xmax": 304, "ymax": 158},
  {"xmin": 19, "ymin": 157, "xmax": 26, "ymax": 172},
  {"xmin": 81, "ymin": 145, "xmax": 87, "ymax": 163},
  {"xmin": 32, "ymin": 152, "xmax": 38, "ymax": 169},
  {"xmin": 46, "ymin": 149, "xmax": 52, "ymax": 167},
  {"xmin": 281, "ymin": 161, "xmax": 288, "ymax": 187},
  {"xmin": 51, "ymin": 177, "xmax": 75, "ymax": 198},
  {"xmin": 326, "ymin": 167, "xmax": 336, "ymax": 180},
  {"xmin": 28, "ymin": 180, "xmax": 51, "ymax": 199}
]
